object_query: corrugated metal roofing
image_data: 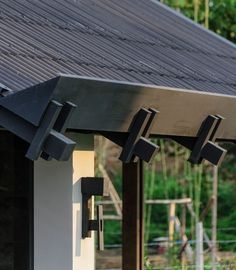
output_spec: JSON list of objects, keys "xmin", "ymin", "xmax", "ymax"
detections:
[{"xmin": 0, "ymin": 0, "xmax": 236, "ymax": 95}]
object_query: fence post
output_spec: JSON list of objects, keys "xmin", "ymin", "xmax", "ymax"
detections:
[
  {"xmin": 168, "ymin": 202, "xmax": 176, "ymax": 247},
  {"xmin": 212, "ymin": 165, "xmax": 218, "ymax": 270},
  {"xmin": 196, "ymin": 222, "xmax": 204, "ymax": 270}
]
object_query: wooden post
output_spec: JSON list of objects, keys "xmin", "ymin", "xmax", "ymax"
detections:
[
  {"xmin": 181, "ymin": 203, "xmax": 187, "ymax": 266},
  {"xmin": 181, "ymin": 204, "xmax": 186, "ymax": 238},
  {"xmin": 169, "ymin": 203, "xmax": 176, "ymax": 247},
  {"xmin": 99, "ymin": 163, "xmax": 122, "ymax": 218},
  {"xmin": 122, "ymin": 160, "xmax": 144, "ymax": 270},
  {"xmin": 196, "ymin": 222, "xmax": 204, "ymax": 270},
  {"xmin": 212, "ymin": 165, "xmax": 218, "ymax": 270},
  {"xmin": 205, "ymin": 0, "xmax": 209, "ymax": 29}
]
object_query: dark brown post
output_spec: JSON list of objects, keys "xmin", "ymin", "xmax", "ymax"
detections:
[{"xmin": 122, "ymin": 160, "xmax": 144, "ymax": 270}]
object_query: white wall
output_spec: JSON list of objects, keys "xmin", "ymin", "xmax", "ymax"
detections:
[{"xmin": 34, "ymin": 134, "xmax": 95, "ymax": 270}]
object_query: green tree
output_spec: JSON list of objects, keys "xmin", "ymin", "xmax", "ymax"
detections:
[{"xmin": 162, "ymin": 0, "xmax": 236, "ymax": 43}]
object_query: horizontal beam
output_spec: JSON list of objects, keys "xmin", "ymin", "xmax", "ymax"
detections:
[
  {"xmin": 96, "ymin": 197, "xmax": 192, "ymax": 205},
  {"xmin": 145, "ymin": 198, "xmax": 192, "ymax": 204},
  {"xmin": 53, "ymin": 76, "xmax": 236, "ymax": 141},
  {"xmin": 2, "ymin": 75, "xmax": 236, "ymax": 141}
]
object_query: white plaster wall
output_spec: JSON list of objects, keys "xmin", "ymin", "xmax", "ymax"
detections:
[
  {"xmin": 34, "ymin": 134, "xmax": 95, "ymax": 270},
  {"xmin": 34, "ymin": 158, "xmax": 73, "ymax": 270}
]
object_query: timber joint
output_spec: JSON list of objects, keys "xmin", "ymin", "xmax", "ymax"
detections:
[
  {"xmin": 101, "ymin": 107, "xmax": 160, "ymax": 164},
  {"xmin": 0, "ymin": 92, "xmax": 77, "ymax": 161}
]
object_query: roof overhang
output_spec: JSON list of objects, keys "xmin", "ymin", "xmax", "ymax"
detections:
[
  {"xmin": 1, "ymin": 74, "xmax": 235, "ymax": 140},
  {"xmin": 0, "ymin": 74, "xmax": 235, "ymax": 163}
]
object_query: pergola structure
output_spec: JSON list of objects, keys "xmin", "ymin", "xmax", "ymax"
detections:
[{"xmin": 0, "ymin": 1, "xmax": 236, "ymax": 270}]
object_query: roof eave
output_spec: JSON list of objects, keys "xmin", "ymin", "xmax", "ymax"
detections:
[{"xmin": 0, "ymin": 74, "xmax": 236, "ymax": 141}]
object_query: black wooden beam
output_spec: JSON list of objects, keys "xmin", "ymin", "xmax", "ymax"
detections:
[
  {"xmin": 49, "ymin": 75, "xmax": 236, "ymax": 141},
  {"xmin": 2, "ymin": 76, "xmax": 236, "ymax": 141},
  {"xmin": 122, "ymin": 160, "xmax": 144, "ymax": 270},
  {"xmin": 0, "ymin": 100, "xmax": 76, "ymax": 161}
]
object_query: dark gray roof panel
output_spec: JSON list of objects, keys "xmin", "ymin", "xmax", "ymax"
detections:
[{"xmin": 0, "ymin": 0, "xmax": 236, "ymax": 95}]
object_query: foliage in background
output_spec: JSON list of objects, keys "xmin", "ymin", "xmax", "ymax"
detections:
[
  {"xmin": 143, "ymin": 141, "xmax": 236, "ymax": 251},
  {"xmin": 162, "ymin": 0, "xmax": 236, "ymax": 42},
  {"xmin": 101, "ymin": 140, "xmax": 236, "ymax": 252}
]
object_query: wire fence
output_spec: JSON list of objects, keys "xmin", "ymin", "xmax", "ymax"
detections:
[
  {"xmin": 148, "ymin": 265, "xmax": 236, "ymax": 270},
  {"xmin": 97, "ymin": 266, "xmax": 236, "ymax": 270},
  {"xmin": 103, "ymin": 236, "xmax": 236, "ymax": 248},
  {"xmin": 105, "ymin": 227, "xmax": 236, "ymax": 235},
  {"xmin": 205, "ymin": 227, "xmax": 236, "ymax": 232},
  {"xmin": 103, "ymin": 227, "xmax": 236, "ymax": 248},
  {"xmin": 103, "ymin": 239, "xmax": 236, "ymax": 249},
  {"xmin": 100, "ymin": 228, "xmax": 236, "ymax": 269}
]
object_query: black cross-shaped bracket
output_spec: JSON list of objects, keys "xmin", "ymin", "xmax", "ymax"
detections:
[
  {"xmin": 26, "ymin": 100, "xmax": 77, "ymax": 161},
  {"xmin": 101, "ymin": 108, "xmax": 159, "ymax": 163},
  {"xmin": 174, "ymin": 115, "xmax": 226, "ymax": 166},
  {"xmin": 188, "ymin": 115, "xmax": 226, "ymax": 166},
  {"xmin": 0, "ymin": 99, "xmax": 77, "ymax": 161},
  {"xmin": 40, "ymin": 101, "xmax": 77, "ymax": 161}
]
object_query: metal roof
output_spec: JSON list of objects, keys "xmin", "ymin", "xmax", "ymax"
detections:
[{"xmin": 0, "ymin": 0, "xmax": 236, "ymax": 95}]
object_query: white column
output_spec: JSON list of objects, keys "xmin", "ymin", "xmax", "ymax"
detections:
[
  {"xmin": 34, "ymin": 158, "xmax": 73, "ymax": 270},
  {"xmin": 34, "ymin": 134, "xmax": 95, "ymax": 270}
]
